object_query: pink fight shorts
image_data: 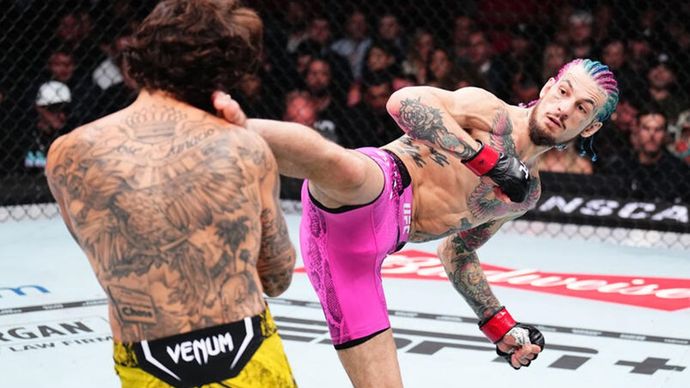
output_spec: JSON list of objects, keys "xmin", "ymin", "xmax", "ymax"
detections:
[{"xmin": 299, "ymin": 147, "xmax": 413, "ymax": 349}]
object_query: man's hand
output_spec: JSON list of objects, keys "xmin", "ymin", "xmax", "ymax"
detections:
[
  {"xmin": 487, "ymin": 153, "xmax": 532, "ymax": 203},
  {"xmin": 478, "ymin": 307, "xmax": 545, "ymax": 370},
  {"xmin": 212, "ymin": 91, "xmax": 247, "ymax": 127},
  {"xmin": 462, "ymin": 141, "xmax": 531, "ymax": 203},
  {"xmin": 496, "ymin": 324, "xmax": 544, "ymax": 369}
]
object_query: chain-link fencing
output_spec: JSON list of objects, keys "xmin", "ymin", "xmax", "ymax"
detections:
[{"xmin": 1, "ymin": 0, "xmax": 689, "ymax": 247}]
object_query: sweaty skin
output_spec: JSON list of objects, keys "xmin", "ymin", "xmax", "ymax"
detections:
[{"xmin": 46, "ymin": 91, "xmax": 295, "ymax": 343}]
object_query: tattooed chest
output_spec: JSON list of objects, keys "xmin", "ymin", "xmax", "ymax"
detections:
[{"xmin": 466, "ymin": 178, "xmax": 541, "ymax": 222}]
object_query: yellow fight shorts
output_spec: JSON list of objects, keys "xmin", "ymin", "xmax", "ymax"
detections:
[{"xmin": 113, "ymin": 308, "xmax": 296, "ymax": 387}]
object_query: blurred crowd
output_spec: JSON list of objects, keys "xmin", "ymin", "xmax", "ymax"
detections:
[{"xmin": 1, "ymin": 0, "xmax": 689, "ymax": 203}]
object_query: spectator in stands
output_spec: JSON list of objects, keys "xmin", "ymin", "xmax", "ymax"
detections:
[
  {"xmin": 638, "ymin": 6, "xmax": 662, "ymax": 44},
  {"xmin": 467, "ymin": 30, "xmax": 504, "ymax": 97},
  {"xmin": 43, "ymin": 48, "xmax": 95, "ymax": 124},
  {"xmin": 595, "ymin": 96, "xmax": 640, "ymax": 160},
  {"xmin": 283, "ymin": 0, "xmax": 310, "ymax": 54},
  {"xmin": 402, "ymin": 29, "xmax": 435, "ymax": 85},
  {"xmin": 452, "ymin": 62, "xmax": 487, "ymax": 90},
  {"xmin": 645, "ymin": 53, "xmax": 687, "ymax": 122},
  {"xmin": 475, "ymin": 0, "xmax": 543, "ymax": 27},
  {"xmin": 602, "ymin": 104, "xmax": 689, "ymax": 203},
  {"xmin": 376, "ymin": 13, "xmax": 405, "ymax": 62},
  {"xmin": 550, "ymin": 3, "xmax": 576, "ymax": 47},
  {"xmin": 54, "ymin": 10, "xmax": 91, "ymax": 52},
  {"xmin": 426, "ymin": 48, "xmax": 456, "ymax": 90},
  {"xmin": 391, "ymin": 74, "xmax": 416, "ymax": 92},
  {"xmin": 105, "ymin": 0, "xmax": 143, "ymax": 20},
  {"xmin": 540, "ymin": 41, "xmax": 570, "ymax": 84},
  {"xmin": 47, "ymin": 49, "xmax": 76, "ymax": 85},
  {"xmin": 493, "ymin": 23, "xmax": 540, "ymax": 101},
  {"xmin": 306, "ymin": 15, "xmax": 334, "ymax": 53},
  {"xmin": 600, "ymin": 37, "xmax": 644, "ymax": 96},
  {"xmin": 362, "ymin": 40, "xmax": 401, "ymax": 82},
  {"xmin": 301, "ymin": 57, "xmax": 345, "ymax": 143},
  {"xmin": 349, "ymin": 40, "xmax": 405, "ymax": 107},
  {"xmin": 53, "ymin": 9, "xmax": 101, "ymax": 73},
  {"xmin": 510, "ymin": 72, "xmax": 540, "ymax": 105},
  {"xmin": 293, "ymin": 40, "xmax": 322, "ymax": 78},
  {"xmin": 663, "ymin": 17, "xmax": 690, "ymax": 91},
  {"xmin": 90, "ymin": 33, "xmax": 137, "ymax": 120},
  {"xmin": 669, "ymin": 109, "xmax": 690, "ymax": 164},
  {"xmin": 331, "ymin": 9, "xmax": 372, "ymax": 81},
  {"xmin": 626, "ymin": 31, "xmax": 653, "ymax": 75},
  {"xmin": 451, "ymin": 14, "xmax": 475, "ymax": 60},
  {"xmin": 600, "ymin": 38, "xmax": 624, "ymax": 71},
  {"xmin": 232, "ymin": 72, "xmax": 278, "ymax": 119},
  {"xmin": 92, "ymin": 32, "xmax": 129, "ymax": 92},
  {"xmin": 506, "ymin": 23, "xmax": 540, "ymax": 74},
  {"xmin": 284, "ymin": 91, "xmax": 317, "ymax": 127},
  {"xmin": 342, "ymin": 72, "xmax": 399, "ymax": 149},
  {"xmin": 567, "ymin": 10, "xmax": 595, "ymax": 59},
  {"xmin": 0, "ymin": 86, "xmax": 15, "ymax": 173},
  {"xmin": 280, "ymin": 91, "xmax": 316, "ymax": 199},
  {"xmin": 24, "ymin": 81, "xmax": 74, "ymax": 172},
  {"xmin": 538, "ymin": 138, "xmax": 593, "ymax": 175},
  {"xmin": 592, "ymin": 2, "xmax": 616, "ymax": 46},
  {"xmin": 297, "ymin": 15, "xmax": 352, "ymax": 95}
]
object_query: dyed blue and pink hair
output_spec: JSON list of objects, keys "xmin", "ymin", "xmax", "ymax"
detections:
[
  {"xmin": 522, "ymin": 59, "xmax": 619, "ymax": 161},
  {"xmin": 554, "ymin": 58, "xmax": 619, "ymax": 123}
]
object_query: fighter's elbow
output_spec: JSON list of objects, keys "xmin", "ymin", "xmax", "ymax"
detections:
[
  {"xmin": 262, "ymin": 272, "xmax": 294, "ymax": 297},
  {"xmin": 387, "ymin": 86, "xmax": 425, "ymax": 117},
  {"xmin": 259, "ymin": 248, "xmax": 296, "ymax": 297},
  {"xmin": 386, "ymin": 89, "xmax": 403, "ymax": 118}
]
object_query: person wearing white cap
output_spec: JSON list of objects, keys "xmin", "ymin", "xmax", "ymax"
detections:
[
  {"xmin": 36, "ymin": 80, "xmax": 72, "ymax": 107},
  {"xmin": 25, "ymin": 81, "xmax": 73, "ymax": 170}
]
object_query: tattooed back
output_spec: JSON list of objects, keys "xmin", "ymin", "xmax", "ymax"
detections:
[{"xmin": 45, "ymin": 95, "xmax": 294, "ymax": 342}]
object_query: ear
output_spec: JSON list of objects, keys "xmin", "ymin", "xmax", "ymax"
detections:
[
  {"xmin": 539, "ymin": 77, "xmax": 556, "ymax": 98},
  {"xmin": 580, "ymin": 121, "xmax": 603, "ymax": 138}
]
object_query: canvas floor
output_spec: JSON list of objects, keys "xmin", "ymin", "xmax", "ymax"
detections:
[{"xmin": 1, "ymin": 212, "xmax": 688, "ymax": 387}]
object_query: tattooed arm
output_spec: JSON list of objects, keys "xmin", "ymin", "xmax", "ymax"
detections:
[
  {"xmin": 437, "ymin": 218, "xmax": 512, "ymax": 319},
  {"xmin": 440, "ymin": 216, "xmax": 545, "ymax": 368},
  {"xmin": 386, "ymin": 86, "xmax": 501, "ymax": 160},
  {"xmin": 256, "ymin": 141, "xmax": 296, "ymax": 297}
]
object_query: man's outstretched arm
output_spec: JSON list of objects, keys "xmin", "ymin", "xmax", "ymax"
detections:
[
  {"xmin": 387, "ymin": 86, "xmax": 532, "ymax": 203},
  {"xmin": 438, "ymin": 218, "xmax": 544, "ymax": 369}
]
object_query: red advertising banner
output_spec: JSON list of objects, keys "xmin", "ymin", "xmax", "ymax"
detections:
[{"xmin": 296, "ymin": 249, "xmax": 690, "ymax": 311}]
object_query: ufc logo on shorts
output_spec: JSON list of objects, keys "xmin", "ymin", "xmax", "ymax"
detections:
[{"xmin": 403, "ymin": 203, "xmax": 412, "ymax": 234}]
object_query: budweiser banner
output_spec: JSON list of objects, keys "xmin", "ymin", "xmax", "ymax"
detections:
[{"xmin": 296, "ymin": 250, "xmax": 690, "ymax": 311}]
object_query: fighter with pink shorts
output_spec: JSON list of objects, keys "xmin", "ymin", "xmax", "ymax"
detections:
[{"xmin": 299, "ymin": 147, "xmax": 413, "ymax": 349}]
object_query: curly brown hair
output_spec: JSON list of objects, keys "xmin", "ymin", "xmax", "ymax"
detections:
[{"xmin": 124, "ymin": 0, "xmax": 262, "ymax": 113}]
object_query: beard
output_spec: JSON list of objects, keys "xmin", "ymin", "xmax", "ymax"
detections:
[
  {"xmin": 642, "ymin": 145, "xmax": 662, "ymax": 159},
  {"xmin": 528, "ymin": 105, "xmax": 559, "ymax": 147}
]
